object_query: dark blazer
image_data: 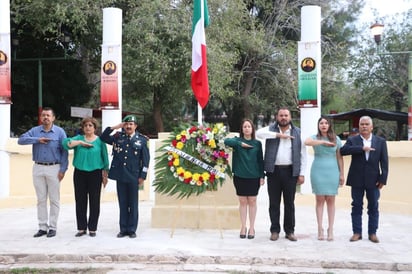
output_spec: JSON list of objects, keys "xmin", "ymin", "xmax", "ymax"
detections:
[{"xmin": 340, "ymin": 134, "xmax": 388, "ymax": 189}]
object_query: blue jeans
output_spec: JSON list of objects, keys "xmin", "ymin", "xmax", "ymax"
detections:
[{"xmin": 351, "ymin": 186, "xmax": 380, "ymax": 235}]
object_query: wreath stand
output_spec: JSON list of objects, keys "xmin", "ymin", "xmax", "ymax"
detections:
[{"xmin": 170, "ymin": 191, "xmax": 223, "ymax": 239}]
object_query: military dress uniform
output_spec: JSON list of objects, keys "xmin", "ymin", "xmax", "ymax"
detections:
[{"xmin": 101, "ymin": 120, "xmax": 150, "ymax": 237}]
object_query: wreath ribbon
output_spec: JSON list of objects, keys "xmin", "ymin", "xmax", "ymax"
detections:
[{"xmin": 165, "ymin": 145, "xmax": 226, "ymax": 178}]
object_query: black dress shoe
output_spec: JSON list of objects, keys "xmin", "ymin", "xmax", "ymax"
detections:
[
  {"xmin": 129, "ymin": 232, "xmax": 136, "ymax": 238},
  {"xmin": 75, "ymin": 231, "xmax": 87, "ymax": 237},
  {"xmin": 33, "ymin": 230, "xmax": 47, "ymax": 238},
  {"xmin": 117, "ymin": 232, "xmax": 127, "ymax": 238},
  {"xmin": 47, "ymin": 230, "xmax": 56, "ymax": 238},
  {"xmin": 89, "ymin": 231, "xmax": 96, "ymax": 237}
]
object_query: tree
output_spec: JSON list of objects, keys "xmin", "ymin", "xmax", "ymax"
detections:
[
  {"xmin": 123, "ymin": 0, "xmax": 263, "ymax": 132},
  {"xmin": 10, "ymin": 0, "xmax": 113, "ymax": 133},
  {"xmin": 9, "ymin": 0, "xmax": 365, "ymax": 136},
  {"xmin": 217, "ymin": 0, "xmax": 364, "ymax": 131},
  {"xmin": 348, "ymin": 11, "xmax": 412, "ymax": 139}
]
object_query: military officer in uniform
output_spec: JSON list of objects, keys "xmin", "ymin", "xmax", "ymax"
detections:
[{"xmin": 100, "ymin": 115, "xmax": 150, "ymax": 238}]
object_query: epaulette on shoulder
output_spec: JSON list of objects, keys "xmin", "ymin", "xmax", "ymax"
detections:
[
  {"xmin": 138, "ymin": 133, "xmax": 150, "ymax": 141},
  {"xmin": 114, "ymin": 131, "xmax": 125, "ymax": 138}
]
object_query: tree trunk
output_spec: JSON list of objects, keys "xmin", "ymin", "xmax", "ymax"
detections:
[
  {"xmin": 242, "ymin": 74, "xmax": 253, "ymax": 119},
  {"xmin": 241, "ymin": 60, "xmax": 259, "ymax": 119},
  {"xmin": 153, "ymin": 88, "xmax": 164, "ymax": 133}
]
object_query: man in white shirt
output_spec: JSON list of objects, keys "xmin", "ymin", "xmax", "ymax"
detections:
[
  {"xmin": 340, "ymin": 116, "xmax": 388, "ymax": 243},
  {"xmin": 256, "ymin": 107, "xmax": 306, "ymax": 241}
]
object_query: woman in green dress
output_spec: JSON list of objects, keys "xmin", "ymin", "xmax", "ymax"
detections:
[{"xmin": 224, "ymin": 119, "xmax": 265, "ymax": 239}]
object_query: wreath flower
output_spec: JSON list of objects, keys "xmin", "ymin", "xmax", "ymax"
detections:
[{"xmin": 154, "ymin": 123, "xmax": 232, "ymax": 199}]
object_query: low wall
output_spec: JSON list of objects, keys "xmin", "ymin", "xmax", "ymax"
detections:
[
  {"xmin": 305, "ymin": 141, "xmax": 412, "ymax": 215},
  {"xmin": 0, "ymin": 138, "xmax": 151, "ymax": 208},
  {"xmin": 1, "ymin": 137, "xmax": 411, "ymax": 222},
  {"xmin": 152, "ymin": 135, "xmax": 412, "ymax": 229}
]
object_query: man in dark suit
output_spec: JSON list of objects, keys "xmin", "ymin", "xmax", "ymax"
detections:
[{"xmin": 340, "ymin": 116, "xmax": 388, "ymax": 243}]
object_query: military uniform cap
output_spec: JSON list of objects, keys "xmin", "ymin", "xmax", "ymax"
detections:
[{"xmin": 123, "ymin": 115, "xmax": 138, "ymax": 124}]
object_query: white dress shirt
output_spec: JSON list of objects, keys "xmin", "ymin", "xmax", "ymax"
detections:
[{"xmin": 256, "ymin": 125, "xmax": 306, "ymax": 176}]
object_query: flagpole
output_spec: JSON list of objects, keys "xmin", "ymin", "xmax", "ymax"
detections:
[
  {"xmin": 198, "ymin": 103, "xmax": 202, "ymax": 125},
  {"xmin": 192, "ymin": 0, "xmax": 209, "ymax": 126}
]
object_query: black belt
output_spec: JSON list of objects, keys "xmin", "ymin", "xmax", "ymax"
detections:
[
  {"xmin": 275, "ymin": 165, "xmax": 292, "ymax": 168},
  {"xmin": 36, "ymin": 162, "xmax": 59, "ymax": 166}
]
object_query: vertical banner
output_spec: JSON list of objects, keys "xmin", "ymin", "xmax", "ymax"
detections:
[
  {"xmin": 100, "ymin": 44, "xmax": 120, "ymax": 108},
  {"xmin": 0, "ymin": 33, "xmax": 11, "ymax": 103},
  {"xmin": 0, "ymin": 0, "xmax": 11, "ymax": 198},
  {"xmin": 408, "ymin": 54, "xmax": 412, "ymax": 140},
  {"xmin": 298, "ymin": 41, "xmax": 319, "ymax": 108}
]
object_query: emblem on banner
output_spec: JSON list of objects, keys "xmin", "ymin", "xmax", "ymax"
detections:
[
  {"xmin": 103, "ymin": 61, "xmax": 117, "ymax": 75},
  {"xmin": 301, "ymin": 57, "xmax": 316, "ymax": 73},
  {"xmin": 0, "ymin": 51, "xmax": 7, "ymax": 65}
]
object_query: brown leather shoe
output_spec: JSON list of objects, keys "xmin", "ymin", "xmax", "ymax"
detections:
[
  {"xmin": 349, "ymin": 233, "xmax": 362, "ymax": 242},
  {"xmin": 270, "ymin": 232, "xmax": 279, "ymax": 241},
  {"xmin": 285, "ymin": 233, "xmax": 297, "ymax": 241},
  {"xmin": 368, "ymin": 234, "xmax": 379, "ymax": 243}
]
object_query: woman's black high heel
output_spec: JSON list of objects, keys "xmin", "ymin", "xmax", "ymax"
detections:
[
  {"xmin": 240, "ymin": 227, "xmax": 247, "ymax": 239},
  {"xmin": 247, "ymin": 229, "xmax": 255, "ymax": 239}
]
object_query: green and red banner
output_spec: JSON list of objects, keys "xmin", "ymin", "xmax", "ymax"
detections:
[
  {"xmin": 298, "ymin": 41, "xmax": 319, "ymax": 108},
  {"xmin": 191, "ymin": 0, "xmax": 210, "ymax": 109},
  {"xmin": 100, "ymin": 45, "xmax": 120, "ymax": 109}
]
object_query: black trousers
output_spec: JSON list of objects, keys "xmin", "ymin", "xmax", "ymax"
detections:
[
  {"xmin": 266, "ymin": 166, "xmax": 297, "ymax": 234},
  {"xmin": 73, "ymin": 168, "xmax": 102, "ymax": 231}
]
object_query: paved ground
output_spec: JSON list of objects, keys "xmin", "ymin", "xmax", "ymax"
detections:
[{"xmin": 0, "ymin": 191, "xmax": 412, "ymax": 274}]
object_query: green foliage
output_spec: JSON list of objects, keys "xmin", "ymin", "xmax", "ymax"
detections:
[
  {"xmin": 343, "ymin": 11, "xmax": 412, "ymax": 139},
  {"xmin": 10, "ymin": 0, "xmax": 102, "ymax": 134},
  {"xmin": 350, "ymin": 16, "xmax": 411, "ymax": 105},
  {"xmin": 10, "ymin": 0, "xmax": 394, "ymax": 138}
]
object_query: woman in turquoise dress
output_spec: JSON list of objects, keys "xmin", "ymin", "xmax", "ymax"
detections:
[{"xmin": 305, "ymin": 117, "xmax": 344, "ymax": 241}]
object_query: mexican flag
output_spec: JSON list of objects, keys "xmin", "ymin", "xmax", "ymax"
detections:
[{"xmin": 191, "ymin": 0, "xmax": 210, "ymax": 109}]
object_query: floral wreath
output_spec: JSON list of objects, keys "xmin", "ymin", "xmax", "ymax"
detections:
[{"xmin": 154, "ymin": 123, "xmax": 232, "ymax": 199}]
